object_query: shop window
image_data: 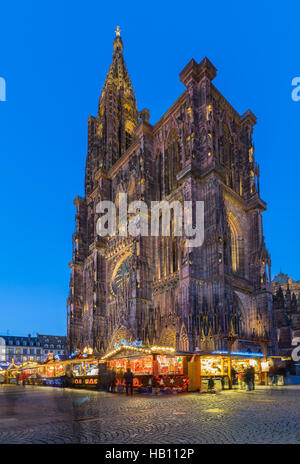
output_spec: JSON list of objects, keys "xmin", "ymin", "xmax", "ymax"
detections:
[
  {"xmin": 86, "ymin": 363, "xmax": 99, "ymax": 376},
  {"xmin": 73, "ymin": 363, "xmax": 83, "ymax": 377},
  {"xmin": 201, "ymin": 357, "xmax": 225, "ymax": 376},
  {"xmin": 56, "ymin": 364, "xmax": 66, "ymax": 377},
  {"xmin": 129, "ymin": 357, "xmax": 153, "ymax": 375},
  {"xmin": 157, "ymin": 355, "xmax": 183, "ymax": 375},
  {"xmin": 47, "ymin": 365, "xmax": 55, "ymax": 377}
]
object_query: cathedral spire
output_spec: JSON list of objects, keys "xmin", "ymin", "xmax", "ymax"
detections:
[
  {"xmin": 112, "ymin": 24, "xmax": 124, "ymax": 54},
  {"xmin": 96, "ymin": 26, "xmax": 138, "ymax": 169}
]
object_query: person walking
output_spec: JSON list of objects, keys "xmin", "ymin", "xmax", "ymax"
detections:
[
  {"xmin": 238, "ymin": 371, "xmax": 243, "ymax": 389},
  {"xmin": 123, "ymin": 368, "xmax": 134, "ymax": 396},
  {"xmin": 20, "ymin": 371, "xmax": 26, "ymax": 387}
]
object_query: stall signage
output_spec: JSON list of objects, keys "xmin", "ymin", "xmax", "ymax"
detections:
[
  {"xmin": 74, "ymin": 378, "xmax": 98, "ymax": 385},
  {"xmin": 114, "ymin": 339, "xmax": 143, "ymax": 349},
  {"xmin": 261, "ymin": 361, "xmax": 270, "ymax": 372},
  {"xmin": 45, "ymin": 378, "xmax": 63, "ymax": 386},
  {"xmin": 84, "ymin": 378, "xmax": 98, "ymax": 385}
]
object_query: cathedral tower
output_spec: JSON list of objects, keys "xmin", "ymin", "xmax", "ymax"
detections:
[{"xmin": 68, "ymin": 30, "xmax": 276, "ymax": 355}]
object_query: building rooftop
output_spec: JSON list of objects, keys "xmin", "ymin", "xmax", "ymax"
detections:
[
  {"xmin": 37, "ymin": 334, "xmax": 67, "ymax": 345},
  {"xmin": 273, "ymin": 271, "xmax": 292, "ymax": 285},
  {"xmin": 0, "ymin": 335, "xmax": 39, "ymax": 346},
  {"xmin": 273, "ymin": 271, "xmax": 300, "ymax": 286}
]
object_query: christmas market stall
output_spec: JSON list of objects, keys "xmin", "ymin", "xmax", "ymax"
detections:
[
  {"xmin": 0, "ymin": 362, "xmax": 10, "ymax": 383},
  {"xmin": 3, "ymin": 360, "xmax": 23, "ymax": 384},
  {"xmin": 6, "ymin": 361, "xmax": 39, "ymax": 385},
  {"xmin": 5, "ymin": 350, "xmax": 106, "ymax": 389},
  {"xmin": 187, "ymin": 351, "xmax": 269, "ymax": 391},
  {"xmin": 102, "ymin": 342, "xmax": 189, "ymax": 393},
  {"xmin": 36, "ymin": 352, "xmax": 67, "ymax": 386},
  {"xmin": 62, "ymin": 350, "xmax": 106, "ymax": 389},
  {"xmin": 33, "ymin": 350, "xmax": 106, "ymax": 388}
]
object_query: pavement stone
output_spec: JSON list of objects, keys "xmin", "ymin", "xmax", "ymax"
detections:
[{"xmin": 0, "ymin": 385, "xmax": 299, "ymax": 444}]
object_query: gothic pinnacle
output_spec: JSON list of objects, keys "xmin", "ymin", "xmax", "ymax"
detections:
[{"xmin": 113, "ymin": 25, "xmax": 123, "ymax": 53}]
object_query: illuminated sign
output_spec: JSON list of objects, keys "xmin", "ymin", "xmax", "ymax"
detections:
[
  {"xmin": 74, "ymin": 378, "xmax": 98, "ymax": 385},
  {"xmin": 114, "ymin": 339, "xmax": 143, "ymax": 350},
  {"xmin": 84, "ymin": 378, "xmax": 98, "ymax": 385},
  {"xmin": 212, "ymin": 350, "xmax": 264, "ymax": 357},
  {"xmin": 261, "ymin": 361, "xmax": 270, "ymax": 372}
]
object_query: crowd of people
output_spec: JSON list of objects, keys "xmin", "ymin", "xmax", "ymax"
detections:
[
  {"xmin": 98, "ymin": 368, "xmax": 134, "ymax": 395},
  {"xmin": 234, "ymin": 366, "xmax": 256, "ymax": 390},
  {"xmin": 207, "ymin": 366, "xmax": 256, "ymax": 393}
]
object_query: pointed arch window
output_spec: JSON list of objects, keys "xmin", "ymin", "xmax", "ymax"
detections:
[
  {"xmin": 227, "ymin": 212, "xmax": 243, "ymax": 274},
  {"xmin": 165, "ymin": 131, "xmax": 180, "ymax": 195}
]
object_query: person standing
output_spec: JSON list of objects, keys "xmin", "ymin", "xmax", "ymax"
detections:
[
  {"xmin": 249, "ymin": 366, "xmax": 255, "ymax": 390},
  {"xmin": 109, "ymin": 369, "xmax": 116, "ymax": 393},
  {"xmin": 208, "ymin": 377, "xmax": 215, "ymax": 393},
  {"xmin": 123, "ymin": 368, "xmax": 134, "ymax": 396},
  {"xmin": 243, "ymin": 367, "xmax": 252, "ymax": 391}
]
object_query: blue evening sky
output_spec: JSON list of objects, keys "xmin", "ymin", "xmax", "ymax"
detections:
[{"xmin": 0, "ymin": 1, "xmax": 299, "ymax": 336}]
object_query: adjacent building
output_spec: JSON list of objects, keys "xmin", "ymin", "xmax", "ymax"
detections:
[
  {"xmin": 272, "ymin": 271, "xmax": 300, "ymax": 356},
  {"xmin": 37, "ymin": 334, "xmax": 67, "ymax": 362},
  {"xmin": 0, "ymin": 334, "xmax": 67, "ymax": 364},
  {"xmin": 68, "ymin": 29, "xmax": 276, "ymax": 356}
]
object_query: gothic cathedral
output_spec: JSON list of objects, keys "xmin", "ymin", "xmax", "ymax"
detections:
[{"xmin": 67, "ymin": 29, "xmax": 276, "ymax": 355}]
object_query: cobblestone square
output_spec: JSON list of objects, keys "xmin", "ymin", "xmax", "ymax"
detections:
[{"xmin": 0, "ymin": 385, "xmax": 300, "ymax": 444}]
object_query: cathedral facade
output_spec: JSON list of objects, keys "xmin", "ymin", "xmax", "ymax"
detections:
[{"xmin": 67, "ymin": 30, "xmax": 276, "ymax": 355}]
